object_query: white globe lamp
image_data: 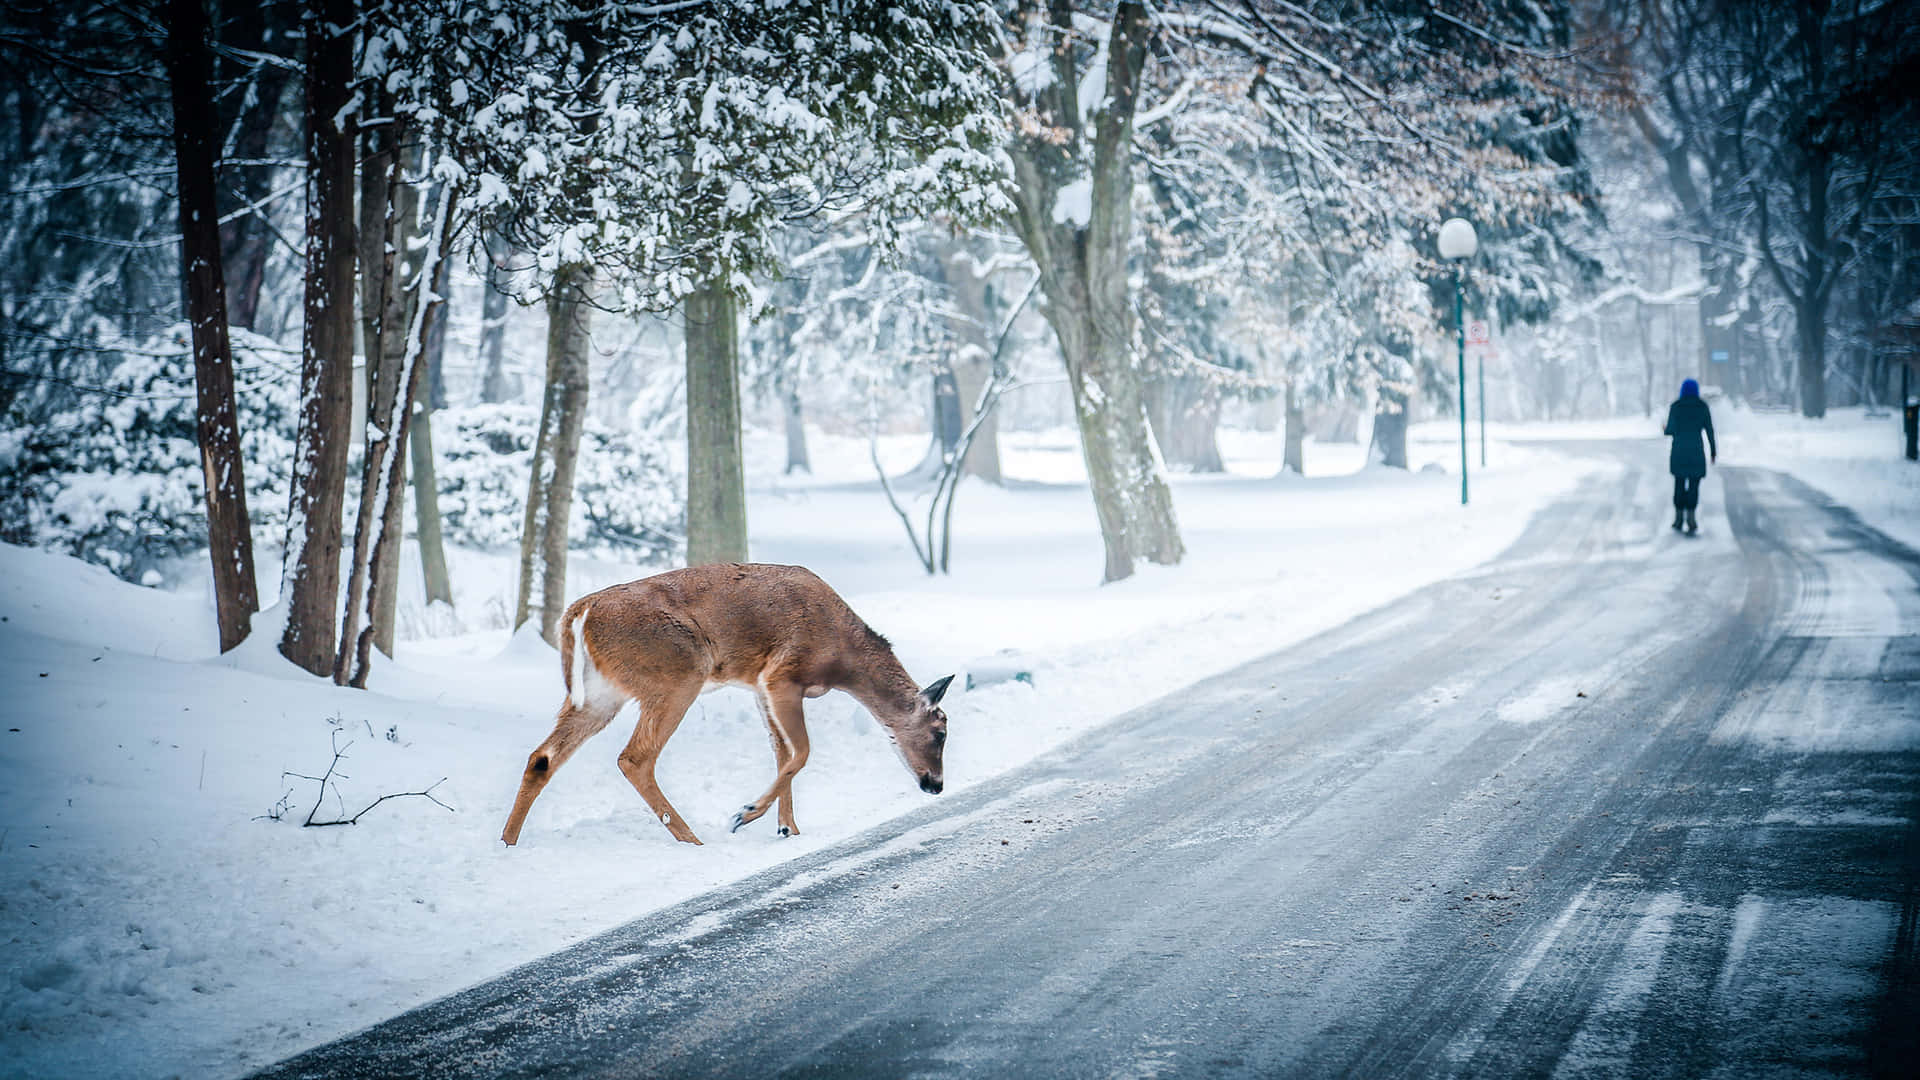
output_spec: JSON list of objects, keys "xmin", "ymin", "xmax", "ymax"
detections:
[{"xmin": 1438, "ymin": 217, "xmax": 1478, "ymax": 261}]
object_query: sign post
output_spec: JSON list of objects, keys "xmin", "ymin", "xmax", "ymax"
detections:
[{"xmin": 1467, "ymin": 321, "xmax": 1491, "ymax": 470}]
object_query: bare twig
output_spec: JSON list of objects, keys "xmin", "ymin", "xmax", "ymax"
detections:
[{"xmin": 276, "ymin": 728, "xmax": 457, "ymax": 828}]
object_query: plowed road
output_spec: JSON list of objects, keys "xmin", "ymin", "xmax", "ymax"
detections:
[{"xmin": 259, "ymin": 443, "xmax": 1920, "ymax": 1079}]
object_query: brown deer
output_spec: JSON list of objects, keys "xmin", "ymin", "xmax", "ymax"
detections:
[{"xmin": 500, "ymin": 563, "xmax": 954, "ymax": 846}]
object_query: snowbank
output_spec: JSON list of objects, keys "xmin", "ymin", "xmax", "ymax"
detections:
[
  {"xmin": 1718, "ymin": 405, "xmax": 1920, "ymax": 553},
  {"xmin": 2, "ymin": 425, "xmax": 1591, "ymax": 1079}
]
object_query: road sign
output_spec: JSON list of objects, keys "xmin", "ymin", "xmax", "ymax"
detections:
[
  {"xmin": 1466, "ymin": 319, "xmax": 1491, "ymax": 346},
  {"xmin": 1710, "ymin": 349, "xmax": 1730, "ymax": 364}
]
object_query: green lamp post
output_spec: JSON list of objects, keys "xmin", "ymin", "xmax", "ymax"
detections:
[{"xmin": 1438, "ymin": 217, "xmax": 1477, "ymax": 506}]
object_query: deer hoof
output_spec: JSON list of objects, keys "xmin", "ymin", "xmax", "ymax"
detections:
[
  {"xmin": 728, "ymin": 806, "xmax": 754, "ymax": 833},
  {"xmin": 776, "ymin": 825, "xmax": 792, "ymax": 839}
]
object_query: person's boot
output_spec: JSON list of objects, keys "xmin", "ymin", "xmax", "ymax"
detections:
[
  {"xmin": 1673, "ymin": 507, "xmax": 1684, "ymax": 531},
  {"xmin": 1685, "ymin": 507, "xmax": 1698, "ymax": 534}
]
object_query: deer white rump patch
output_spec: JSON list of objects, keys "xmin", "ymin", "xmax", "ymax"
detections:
[{"xmin": 568, "ymin": 606, "xmax": 591, "ymax": 709}]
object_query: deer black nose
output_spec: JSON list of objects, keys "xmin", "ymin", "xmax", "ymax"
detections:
[{"xmin": 920, "ymin": 775, "xmax": 943, "ymax": 794}]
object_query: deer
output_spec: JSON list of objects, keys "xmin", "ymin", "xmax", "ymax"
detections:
[{"xmin": 500, "ymin": 563, "xmax": 954, "ymax": 847}]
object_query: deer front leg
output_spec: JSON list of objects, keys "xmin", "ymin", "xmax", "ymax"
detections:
[
  {"xmin": 737, "ymin": 688, "xmax": 800, "ymax": 837},
  {"xmin": 616, "ymin": 683, "xmax": 704, "ymax": 845},
  {"xmin": 730, "ymin": 683, "xmax": 810, "ymax": 837},
  {"xmin": 502, "ymin": 700, "xmax": 619, "ymax": 846}
]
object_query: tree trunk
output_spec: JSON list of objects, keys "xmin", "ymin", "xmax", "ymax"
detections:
[
  {"xmin": 1005, "ymin": 0, "xmax": 1181, "ymax": 583},
  {"xmin": 931, "ymin": 365, "xmax": 963, "ymax": 457},
  {"xmin": 685, "ymin": 277, "xmax": 747, "ymax": 566},
  {"xmin": 337, "ymin": 120, "xmax": 415, "ymax": 681},
  {"xmin": 212, "ymin": 0, "xmax": 293, "ymax": 332},
  {"xmin": 411, "ymin": 242, "xmax": 453, "ymax": 608},
  {"xmin": 514, "ymin": 266, "xmax": 592, "ymax": 644},
  {"xmin": 343, "ymin": 183, "xmax": 456, "ymax": 686},
  {"xmin": 1147, "ymin": 376, "xmax": 1224, "ymax": 473},
  {"xmin": 369, "ymin": 422, "xmax": 405, "ymax": 655},
  {"xmin": 1797, "ymin": 300, "xmax": 1828, "ymax": 418},
  {"xmin": 1282, "ymin": 379, "xmax": 1305, "ymax": 475},
  {"xmin": 949, "ymin": 347, "xmax": 1002, "ymax": 483},
  {"xmin": 1046, "ymin": 294, "xmax": 1184, "ymax": 582},
  {"xmin": 167, "ymin": 0, "xmax": 257, "ymax": 653},
  {"xmin": 782, "ymin": 383, "xmax": 810, "ymax": 475},
  {"xmin": 357, "ymin": 100, "xmax": 396, "ymax": 373},
  {"xmin": 424, "ymin": 238, "xmax": 451, "ymax": 410},
  {"xmin": 941, "ymin": 244, "xmax": 1002, "ymax": 483},
  {"xmin": 1637, "ymin": 304, "xmax": 1655, "ymax": 417},
  {"xmin": 280, "ymin": 0, "xmax": 356, "ymax": 677},
  {"xmin": 1371, "ymin": 388, "xmax": 1409, "ymax": 469},
  {"xmin": 478, "ymin": 258, "xmax": 514, "ymax": 403},
  {"xmin": 370, "ymin": 194, "xmax": 454, "ymax": 649},
  {"xmin": 410, "ymin": 408, "xmax": 453, "ymax": 605}
]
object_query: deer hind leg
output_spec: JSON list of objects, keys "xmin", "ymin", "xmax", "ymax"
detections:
[
  {"xmin": 729, "ymin": 682, "xmax": 810, "ymax": 837},
  {"xmin": 616, "ymin": 680, "xmax": 705, "ymax": 845},
  {"xmin": 501, "ymin": 697, "xmax": 622, "ymax": 846}
]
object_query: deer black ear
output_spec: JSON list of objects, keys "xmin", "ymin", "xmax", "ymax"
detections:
[{"xmin": 920, "ymin": 674, "xmax": 955, "ymax": 706}]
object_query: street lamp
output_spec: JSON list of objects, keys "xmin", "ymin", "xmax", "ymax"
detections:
[{"xmin": 1438, "ymin": 217, "xmax": 1477, "ymax": 506}]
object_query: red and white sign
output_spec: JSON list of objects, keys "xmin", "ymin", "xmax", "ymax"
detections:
[{"xmin": 1466, "ymin": 319, "xmax": 1491, "ymax": 347}]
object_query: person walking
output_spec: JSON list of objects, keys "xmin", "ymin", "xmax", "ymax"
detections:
[{"xmin": 1664, "ymin": 378, "xmax": 1716, "ymax": 534}]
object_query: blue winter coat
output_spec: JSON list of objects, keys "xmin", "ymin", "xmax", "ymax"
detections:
[{"xmin": 1664, "ymin": 396, "xmax": 1716, "ymax": 478}]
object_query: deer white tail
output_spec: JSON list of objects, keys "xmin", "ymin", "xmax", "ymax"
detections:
[{"xmin": 568, "ymin": 605, "xmax": 591, "ymax": 708}]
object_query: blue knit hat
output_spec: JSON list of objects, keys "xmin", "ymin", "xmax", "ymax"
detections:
[{"xmin": 1680, "ymin": 378, "xmax": 1699, "ymax": 398}]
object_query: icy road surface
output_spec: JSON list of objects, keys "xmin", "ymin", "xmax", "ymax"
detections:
[{"xmin": 258, "ymin": 443, "xmax": 1919, "ymax": 1079}]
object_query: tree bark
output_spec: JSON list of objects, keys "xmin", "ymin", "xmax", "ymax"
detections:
[
  {"xmin": 343, "ymin": 183, "xmax": 456, "ymax": 686},
  {"xmin": 931, "ymin": 365, "xmax": 963, "ymax": 457},
  {"xmin": 167, "ymin": 0, "xmax": 258, "ymax": 653},
  {"xmin": 1147, "ymin": 376, "xmax": 1224, "ymax": 473},
  {"xmin": 357, "ymin": 98, "xmax": 396, "ymax": 374},
  {"xmin": 478, "ymin": 257, "xmax": 514, "ymax": 403},
  {"xmin": 338, "ymin": 120, "xmax": 416, "ymax": 681},
  {"xmin": 782, "ymin": 383, "xmax": 810, "ymax": 475},
  {"xmin": 1004, "ymin": 0, "xmax": 1181, "ymax": 583},
  {"xmin": 280, "ymin": 0, "xmax": 356, "ymax": 677},
  {"xmin": 1371, "ymin": 389, "xmax": 1409, "ymax": 469},
  {"xmin": 411, "ymin": 241, "xmax": 453, "ymax": 608},
  {"xmin": 410, "ymin": 408, "xmax": 453, "ymax": 606},
  {"xmin": 1282, "ymin": 380, "xmax": 1306, "ymax": 475},
  {"xmin": 514, "ymin": 266, "xmax": 592, "ymax": 644},
  {"xmin": 1797, "ymin": 300, "xmax": 1829, "ymax": 418},
  {"xmin": 941, "ymin": 244, "xmax": 1003, "ymax": 483},
  {"xmin": 685, "ymin": 277, "xmax": 748, "ymax": 565},
  {"xmin": 368, "ymin": 184, "xmax": 452, "ymax": 654}
]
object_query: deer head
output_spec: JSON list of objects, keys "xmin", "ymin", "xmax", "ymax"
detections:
[{"xmin": 887, "ymin": 674, "xmax": 954, "ymax": 794}]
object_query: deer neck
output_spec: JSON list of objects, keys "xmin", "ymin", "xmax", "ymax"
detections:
[{"xmin": 842, "ymin": 648, "xmax": 920, "ymax": 726}]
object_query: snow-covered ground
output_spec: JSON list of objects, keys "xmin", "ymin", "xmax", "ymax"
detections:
[
  {"xmin": 0, "ymin": 408, "xmax": 1907, "ymax": 1079},
  {"xmin": 1719, "ymin": 406, "xmax": 1920, "ymax": 553}
]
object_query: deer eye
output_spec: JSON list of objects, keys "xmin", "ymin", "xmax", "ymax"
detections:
[{"xmin": 931, "ymin": 728, "xmax": 946, "ymax": 746}]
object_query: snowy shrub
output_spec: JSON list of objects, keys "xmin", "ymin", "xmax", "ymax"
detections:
[
  {"xmin": 436, "ymin": 404, "xmax": 681, "ymax": 562},
  {"xmin": 0, "ymin": 333, "xmax": 680, "ymax": 582},
  {"xmin": 0, "ymin": 326, "xmax": 299, "ymax": 582}
]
